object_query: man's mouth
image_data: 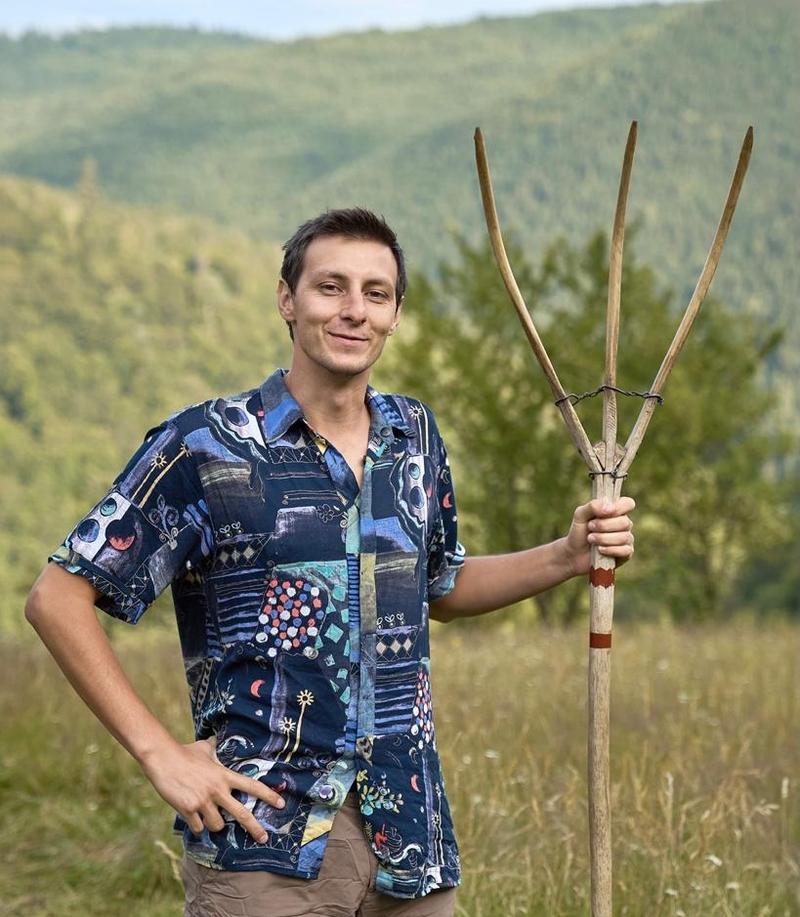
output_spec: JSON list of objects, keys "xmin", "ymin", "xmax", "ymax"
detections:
[{"xmin": 329, "ymin": 332, "xmax": 369, "ymax": 342}]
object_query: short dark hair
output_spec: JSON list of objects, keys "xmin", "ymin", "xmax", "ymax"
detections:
[{"xmin": 280, "ymin": 207, "xmax": 407, "ymax": 306}]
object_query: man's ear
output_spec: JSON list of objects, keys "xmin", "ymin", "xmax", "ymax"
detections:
[
  {"xmin": 276, "ymin": 278, "xmax": 295, "ymax": 323},
  {"xmin": 388, "ymin": 295, "xmax": 404, "ymax": 334}
]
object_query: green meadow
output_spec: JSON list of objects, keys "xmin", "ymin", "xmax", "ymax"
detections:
[{"xmin": 2, "ymin": 617, "xmax": 796, "ymax": 915}]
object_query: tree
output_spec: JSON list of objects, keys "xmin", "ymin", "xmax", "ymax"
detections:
[{"xmin": 384, "ymin": 230, "xmax": 795, "ymax": 623}]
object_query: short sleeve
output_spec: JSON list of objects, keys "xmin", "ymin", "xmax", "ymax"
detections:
[
  {"xmin": 47, "ymin": 420, "xmax": 215, "ymax": 624},
  {"xmin": 426, "ymin": 419, "xmax": 466, "ymax": 600}
]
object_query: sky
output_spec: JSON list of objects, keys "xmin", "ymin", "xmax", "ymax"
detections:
[{"xmin": 1, "ymin": 0, "xmax": 694, "ymax": 40}]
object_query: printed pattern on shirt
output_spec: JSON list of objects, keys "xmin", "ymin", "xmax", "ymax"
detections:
[{"xmin": 48, "ymin": 368, "xmax": 466, "ymax": 899}]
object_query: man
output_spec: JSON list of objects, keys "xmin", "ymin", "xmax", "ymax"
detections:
[{"xmin": 26, "ymin": 208, "xmax": 634, "ymax": 916}]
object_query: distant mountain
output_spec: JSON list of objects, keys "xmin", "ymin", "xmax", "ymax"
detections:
[{"xmin": 0, "ymin": 0, "xmax": 796, "ymax": 382}]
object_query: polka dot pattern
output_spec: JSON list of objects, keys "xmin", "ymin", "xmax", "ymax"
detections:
[{"xmin": 255, "ymin": 577, "xmax": 327, "ymax": 659}]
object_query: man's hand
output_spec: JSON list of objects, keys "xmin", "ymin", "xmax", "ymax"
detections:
[
  {"xmin": 429, "ymin": 497, "xmax": 636, "ymax": 622},
  {"xmin": 563, "ymin": 497, "xmax": 636, "ymax": 577},
  {"xmin": 138, "ymin": 736, "xmax": 285, "ymax": 844},
  {"xmin": 25, "ymin": 567, "xmax": 285, "ymax": 845}
]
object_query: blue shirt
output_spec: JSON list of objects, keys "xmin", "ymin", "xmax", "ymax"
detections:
[{"xmin": 48, "ymin": 368, "xmax": 466, "ymax": 899}]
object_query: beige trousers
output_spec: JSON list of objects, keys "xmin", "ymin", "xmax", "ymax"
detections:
[{"xmin": 181, "ymin": 792, "xmax": 458, "ymax": 917}]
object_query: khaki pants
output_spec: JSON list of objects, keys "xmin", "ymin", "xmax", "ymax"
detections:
[{"xmin": 181, "ymin": 793, "xmax": 458, "ymax": 917}]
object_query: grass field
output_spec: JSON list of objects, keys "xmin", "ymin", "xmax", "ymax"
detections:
[{"xmin": 1, "ymin": 616, "xmax": 797, "ymax": 916}]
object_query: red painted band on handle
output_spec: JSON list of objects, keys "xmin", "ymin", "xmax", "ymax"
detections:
[
  {"xmin": 590, "ymin": 631, "xmax": 612, "ymax": 649},
  {"xmin": 589, "ymin": 566, "xmax": 615, "ymax": 588}
]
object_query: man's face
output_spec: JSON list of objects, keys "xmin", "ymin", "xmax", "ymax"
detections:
[{"xmin": 277, "ymin": 235, "xmax": 402, "ymax": 379}]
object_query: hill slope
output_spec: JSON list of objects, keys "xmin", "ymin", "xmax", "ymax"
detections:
[
  {"xmin": 1, "ymin": 2, "xmax": 796, "ymax": 410},
  {"xmin": 0, "ymin": 175, "xmax": 286, "ymax": 628}
]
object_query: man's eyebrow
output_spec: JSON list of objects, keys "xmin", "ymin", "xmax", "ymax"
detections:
[
  {"xmin": 311, "ymin": 270, "xmax": 348, "ymax": 283},
  {"xmin": 363, "ymin": 276, "xmax": 394, "ymax": 290}
]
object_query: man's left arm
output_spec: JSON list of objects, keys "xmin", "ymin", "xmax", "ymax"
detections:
[{"xmin": 430, "ymin": 497, "xmax": 635, "ymax": 623}]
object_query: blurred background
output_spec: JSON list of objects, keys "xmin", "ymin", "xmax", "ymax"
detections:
[{"xmin": 0, "ymin": 1, "xmax": 797, "ymax": 914}]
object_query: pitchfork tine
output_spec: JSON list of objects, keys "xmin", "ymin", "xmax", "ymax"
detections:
[
  {"xmin": 474, "ymin": 127, "xmax": 601, "ymax": 474},
  {"xmin": 603, "ymin": 121, "xmax": 637, "ymax": 477},
  {"xmin": 617, "ymin": 126, "xmax": 754, "ymax": 477}
]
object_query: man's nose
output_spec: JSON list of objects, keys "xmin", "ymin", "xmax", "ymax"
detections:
[{"xmin": 339, "ymin": 290, "xmax": 368, "ymax": 322}]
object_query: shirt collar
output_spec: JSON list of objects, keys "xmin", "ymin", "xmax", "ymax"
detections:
[{"xmin": 258, "ymin": 368, "xmax": 414, "ymax": 444}]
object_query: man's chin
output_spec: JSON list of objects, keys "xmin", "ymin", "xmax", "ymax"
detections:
[
  {"xmin": 294, "ymin": 339, "xmax": 386, "ymax": 379},
  {"xmin": 318, "ymin": 349, "xmax": 384, "ymax": 379},
  {"xmin": 323, "ymin": 359, "xmax": 375, "ymax": 378}
]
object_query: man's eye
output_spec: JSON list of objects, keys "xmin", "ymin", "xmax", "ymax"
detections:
[
  {"xmin": 320, "ymin": 283, "xmax": 339, "ymax": 293},
  {"xmin": 367, "ymin": 290, "xmax": 389, "ymax": 301}
]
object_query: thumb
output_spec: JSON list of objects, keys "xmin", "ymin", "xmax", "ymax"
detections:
[
  {"xmin": 199, "ymin": 734, "xmax": 218, "ymax": 757},
  {"xmin": 572, "ymin": 498, "xmax": 613, "ymax": 525}
]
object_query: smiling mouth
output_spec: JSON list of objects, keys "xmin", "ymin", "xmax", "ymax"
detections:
[{"xmin": 329, "ymin": 332, "xmax": 369, "ymax": 342}]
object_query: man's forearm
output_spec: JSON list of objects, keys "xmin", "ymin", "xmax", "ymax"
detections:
[
  {"xmin": 430, "ymin": 538, "xmax": 574, "ymax": 623},
  {"xmin": 25, "ymin": 566, "xmax": 286, "ymax": 840},
  {"xmin": 25, "ymin": 573, "xmax": 179, "ymax": 766}
]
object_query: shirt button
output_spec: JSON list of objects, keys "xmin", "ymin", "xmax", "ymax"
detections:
[
  {"xmin": 380, "ymin": 426, "xmax": 391, "ymax": 438},
  {"xmin": 318, "ymin": 784, "xmax": 336, "ymax": 803}
]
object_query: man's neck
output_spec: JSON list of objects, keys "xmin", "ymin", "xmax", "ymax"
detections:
[{"xmin": 283, "ymin": 361, "xmax": 371, "ymax": 440}]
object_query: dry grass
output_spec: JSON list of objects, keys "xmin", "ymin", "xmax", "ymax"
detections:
[{"xmin": 1, "ymin": 616, "xmax": 797, "ymax": 916}]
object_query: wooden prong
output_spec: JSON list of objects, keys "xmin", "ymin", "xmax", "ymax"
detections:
[
  {"xmin": 474, "ymin": 127, "xmax": 601, "ymax": 474},
  {"xmin": 473, "ymin": 129, "xmax": 564, "ymax": 397},
  {"xmin": 617, "ymin": 126, "xmax": 754, "ymax": 477},
  {"xmin": 602, "ymin": 121, "xmax": 637, "ymax": 466}
]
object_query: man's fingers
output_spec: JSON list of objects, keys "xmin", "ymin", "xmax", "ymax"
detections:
[
  {"xmin": 229, "ymin": 772, "xmax": 286, "ymax": 810},
  {"xmin": 199, "ymin": 802, "xmax": 226, "ymax": 834},
  {"xmin": 186, "ymin": 812, "xmax": 205, "ymax": 835},
  {"xmin": 573, "ymin": 496, "xmax": 635, "ymax": 524},
  {"xmin": 220, "ymin": 797, "xmax": 271, "ymax": 844},
  {"xmin": 181, "ymin": 779, "xmax": 280, "ymax": 841},
  {"xmin": 587, "ymin": 516, "xmax": 634, "ymax": 534},
  {"xmin": 592, "ymin": 496, "xmax": 635, "ymax": 516},
  {"xmin": 593, "ymin": 497, "xmax": 635, "ymax": 517},
  {"xmin": 590, "ymin": 532, "xmax": 634, "ymax": 547},
  {"xmin": 597, "ymin": 544, "xmax": 634, "ymax": 558}
]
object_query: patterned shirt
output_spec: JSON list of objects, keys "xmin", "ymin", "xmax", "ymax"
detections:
[{"xmin": 48, "ymin": 368, "xmax": 466, "ymax": 899}]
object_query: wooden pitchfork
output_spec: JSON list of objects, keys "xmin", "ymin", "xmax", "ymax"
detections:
[{"xmin": 473, "ymin": 120, "xmax": 753, "ymax": 917}]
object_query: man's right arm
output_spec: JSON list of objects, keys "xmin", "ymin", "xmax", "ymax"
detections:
[{"xmin": 25, "ymin": 564, "xmax": 284, "ymax": 842}]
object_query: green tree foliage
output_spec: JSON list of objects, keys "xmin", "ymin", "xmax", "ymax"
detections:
[
  {"xmin": 0, "ymin": 175, "xmax": 290, "ymax": 632},
  {"xmin": 386, "ymin": 231, "xmax": 797, "ymax": 623}
]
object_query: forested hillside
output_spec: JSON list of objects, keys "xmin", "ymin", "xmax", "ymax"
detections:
[
  {"xmin": 2, "ymin": 174, "xmax": 795, "ymax": 631},
  {"xmin": 0, "ymin": 0, "xmax": 797, "ymax": 406},
  {"xmin": 0, "ymin": 175, "xmax": 287, "ymax": 628}
]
